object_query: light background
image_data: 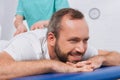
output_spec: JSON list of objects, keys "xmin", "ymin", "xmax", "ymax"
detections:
[{"xmin": 0, "ymin": 0, "xmax": 120, "ymax": 51}]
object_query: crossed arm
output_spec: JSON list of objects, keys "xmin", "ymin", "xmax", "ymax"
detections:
[
  {"xmin": 0, "ymin": 51, "xmax": 93, "ymax": 79},
  {"xmin": 67, "ymin": 50, "xmax": 120, "ymax": 69},
  {"xmin": 0, "ymin": 50, "xmax": 120, "ymax": 79},
  {"xmin": 87, "ymin": 50, "xmax": 120, "ymax": 68}
]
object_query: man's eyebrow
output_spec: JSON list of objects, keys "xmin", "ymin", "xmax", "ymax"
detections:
[
  {"xmin": 68, "ymin": 37, "xmax": 89, "ymax": 40},
  {"xmin": 67, "ymin": 37, "xmax": 80, "ymax": 41},
  {"xmin": 84, "ymin": 37, "xmax": 89, "ymax": 40}
]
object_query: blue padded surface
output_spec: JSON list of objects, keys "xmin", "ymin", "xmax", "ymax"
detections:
[{"xmin": 13, "ymin": 66, "xmax": 120, "ymax": 80}]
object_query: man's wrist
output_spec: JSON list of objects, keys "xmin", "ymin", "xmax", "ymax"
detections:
[{"xmin": 99, "ymin": 55, "xmax": 106, "ymax": 66}]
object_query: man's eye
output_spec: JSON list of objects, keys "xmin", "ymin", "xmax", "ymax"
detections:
[
  {"xmin": 69, "ymin": 40, "xmax": 78, "ymax": 43},
  {"xmin": 83, "ymin": 39, "xmax": 88, "ymax": 43}
]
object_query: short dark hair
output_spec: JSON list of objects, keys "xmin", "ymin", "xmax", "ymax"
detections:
[{"xmin": 47, "ymin": 8, "xmax": 84, "ymax": 38}]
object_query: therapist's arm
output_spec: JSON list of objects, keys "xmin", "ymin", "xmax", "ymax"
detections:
[
  {"xmin": 0, "ymin": 51, "xmax": 93, "ymax": 80},
  {"xmin": 14, "ymin": 15, "xmax": 27, "ymax": 36},
  {"xmin": 86, "ymin": 50, "xmax": 120, "ymax": 69}
]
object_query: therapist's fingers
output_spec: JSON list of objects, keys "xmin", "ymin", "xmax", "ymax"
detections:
[
  {"xmin": 31, "ymin": 25, "xmax": 44, "ymax": 30},
  {"xmin": 14, "ymin": 30, "xmax": 21, "ymax": 36},
  {"xmin": 14, "ymin": 29, "xmax": 27, "ymax": 36},
  {"xmin": 14, "ymin": 30, "xmax": 23, "ymax": 35},
  {"xmin": 31, "ymin": 22, "xmax": 46, "ymax": 30},
  {"xmin": 14, "ymin": 24, "xmax": 27, "ymax": 36},
  {"xmin": 31, "ymin": 21, "xmax": 49, "ymax": 30}
]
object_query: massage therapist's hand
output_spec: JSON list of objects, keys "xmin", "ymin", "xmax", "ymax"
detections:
[
  {"xmin": 30, "ymin": 20, "xmax": 49, "ymax": 30},
  {"xmin": 52, "ymin": 61, "xmax": 93, "ymax": 73},
  {"xmin": 86, "ymin": 55, "xmax": 105, "ymax": 69},
  {"xmin": 14, "ymin": 24, "xmax": 27, "ymax": 36}
]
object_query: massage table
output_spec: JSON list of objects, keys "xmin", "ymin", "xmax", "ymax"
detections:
[{"xmin": 13, "ymin": 66, "xmax": 120, "ymax": 80}]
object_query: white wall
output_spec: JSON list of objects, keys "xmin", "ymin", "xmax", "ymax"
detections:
[
  {"xmin": 0, "ymin": 0, "xmax": 17, "ymax": 40},
  {"xmin": 0, "ymin": 0, "xmax": 120, "ymax": 52},
  {"xmin": 69, "ymin": 0, "xmax": 120, "ymax": 52}
]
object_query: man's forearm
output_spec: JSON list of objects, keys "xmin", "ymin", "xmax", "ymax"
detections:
[
  {"xmin": 0, "ymin": 60, "xmax": 54, "ymax": 79},
  {"xmin": 103, "ymin": 51, "xmax": 120, "ymax": 66},
  {"xmin": 86, "ymin": 51, "xmax": 120, "ymax": 69}
]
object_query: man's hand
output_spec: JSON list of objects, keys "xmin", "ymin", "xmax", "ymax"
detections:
[
  {"xmin": 66, "ymin": 61, "xmax": 94, "ymax": 72},
  {"xmin": 14, "ymin": 24, "xmax": 27, "ymax": 36},
  {"xmin": 66, "ymin": 56, "xmax": 104, "ymax": 70},
  {"xmin": 30, "ymin": 20, "xmax": 49, "ymax": 30},
  {"xmin": 86, "ymin": 55, "xmax": 105, "ymax": 69},
  {"xmin": 52, "ymin": 61, "xmax": 94, "ymax": 73}
]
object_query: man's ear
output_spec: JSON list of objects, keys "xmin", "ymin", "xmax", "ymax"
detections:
[{"xmin": 47, "ymin": 32, "xmax": 56, "ymax": 46}]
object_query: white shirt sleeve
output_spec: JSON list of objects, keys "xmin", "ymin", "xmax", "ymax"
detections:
[
  {"xmin": 82, "ymin": 44, "xmax": 98, "ymax": 60},
  {"xmin": 3, "ymin": 32, "xmax": 41, "ymax": 61}
]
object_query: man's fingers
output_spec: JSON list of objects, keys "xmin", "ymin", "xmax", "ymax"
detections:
[
  {"xmin": 66, "ymin": 62, "xmax": 76, "ymax": 67},
  {"xmin": 73, "ymin": 66, "xmax": 94, "ymax": 72},
  {"xmin": 75, "ymin": 61, "xmax": 92, "ymax": 67}
]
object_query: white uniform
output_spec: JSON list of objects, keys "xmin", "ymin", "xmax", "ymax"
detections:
[{"xmin": 2, "ymin": 28, "xmax": 98, "ymax": 61}]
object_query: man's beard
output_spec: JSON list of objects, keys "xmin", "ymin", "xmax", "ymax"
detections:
[
  {"xmin": 54, "ymin": 42, "xmax": 84, "ymax": 63},
  {"xmin": 54, "ymin": 42, "xmax": 68, "ymax": 62}
]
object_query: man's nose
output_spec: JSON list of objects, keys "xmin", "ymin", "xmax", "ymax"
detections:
[{"xmin": 75, "ymin": 42, "xmax": 85, "ymax": 53}]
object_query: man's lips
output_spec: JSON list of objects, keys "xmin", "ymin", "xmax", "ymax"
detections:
[{"xmin": 69, "ymin": 53, "xmax": 83, "ymax": 62}]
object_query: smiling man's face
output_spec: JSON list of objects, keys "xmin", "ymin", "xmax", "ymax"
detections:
[{"xmin": 54, "ymin": 16, "xmax": 89, "ymax": 63}]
